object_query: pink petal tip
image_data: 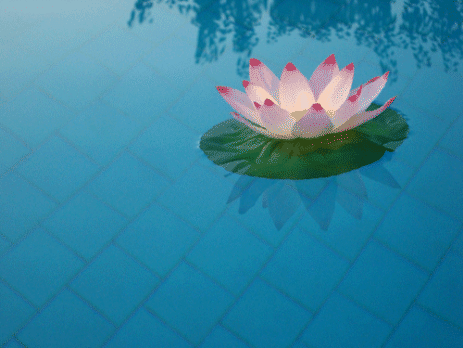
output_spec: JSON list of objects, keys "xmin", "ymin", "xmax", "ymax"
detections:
[
  {"xmin": 366, "ymin": 76, "xmax": 379, "ymax": 85},
  {"xmin": 264, "ymin": 99, "xmax": 274, "ymax": 106},
  {"xmin": 348, "ymin": 85, "xmax": 362, "ymax": 102},
  {"xmin": 242, "ymin": 80, "xmax": 250, "ymax": 88},
  {"xmin": 384, "ymin": 71, "xmax": 390, "ymax": 79},
  {"xmin": 285, "ymin": 62, "xmax": 297, "ymax": 71},
  {"xmin": 312, "ymin": 103, "xmax": 323, "ymax": 111},
  {"xmin": 324, "ymin": 54, "xmax": 336, "ymax": 65},
  {"xmin": 254, "ymin": 101, "xmax": 261, "ymax": 109},
  {"xmin": 345, "ymin": 62, "xmax": 354, "ymax": 71},
  {"xmin": 216, "ymin": 86, "xmax": 229, "ymax": 94},
  {"xmin": 250, "ymin": 58, "xmax": 262, "ymax": 67}
]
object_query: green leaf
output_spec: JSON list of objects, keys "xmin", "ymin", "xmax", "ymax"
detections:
[{"xmin": 200, "ymin": 103, "xmax": 409, "ymax": 180}]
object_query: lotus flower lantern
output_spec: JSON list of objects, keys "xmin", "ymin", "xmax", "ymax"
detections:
[{"xmin": 216, "ymin": 54, "xmax": 396, "ymax": 139}]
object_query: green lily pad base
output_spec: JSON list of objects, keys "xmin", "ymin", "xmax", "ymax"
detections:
[{"xmin": 200, "ymin": 103, "xmax": 409, "ymax": 180}]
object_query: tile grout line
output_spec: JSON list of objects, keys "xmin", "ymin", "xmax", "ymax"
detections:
[{"xmin": 379, "ymin": 239, "xmax": 463, "ymax": 347}]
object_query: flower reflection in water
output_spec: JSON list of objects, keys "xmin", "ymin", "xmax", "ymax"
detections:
[{"xmin": 225, "ymin": 152, "xmax": 401, "ymax": 231}]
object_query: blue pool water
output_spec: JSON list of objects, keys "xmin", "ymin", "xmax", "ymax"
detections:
[{"xmin": 1, "ymin": 0, "xmax": 463, "ymax": 347}]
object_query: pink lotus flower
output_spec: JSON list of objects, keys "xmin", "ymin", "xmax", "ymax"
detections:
[{"xmin": 216, "ymin": 54, "xmax": 396, "ymax": 139}]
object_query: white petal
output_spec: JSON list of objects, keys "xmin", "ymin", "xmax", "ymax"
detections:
[
  {"xmin": 243, "ymin": 80, "xmax": 278, "ymax": 105},
  {"xmin": 308, "ymin": 53, "xmax": 340, "ymax": 101},
  {"xmin": 249, "ymin": 58, "xmax": 280, "ymax": 102},
  {"xmin": 292, "ymin": 103, "xmax": 334, "ymax": 138},
  {"xmin": 258, "ymin": 98, "xmax": 296, "ymax": 138},
  {"xmin": 317, "ymin": 62, "xmax": 355, "ymax": 112},
  {"xmin": 334, "ymin": 96, "xmax": 397, "ymax": 132},
  {"xmin": 329, "ymin": 84, "xmax": 364, "ymax": 128},
  {"xmin": 279, "ymin": 62, "xmax": 315, "ymax": 113},
  {"xmin": 217, "ymin": 86, "xmax": 263, "ymax": 126},
  {"xmin": 356, "ymin": 71, "xmax": 389, "ymax": 112}
]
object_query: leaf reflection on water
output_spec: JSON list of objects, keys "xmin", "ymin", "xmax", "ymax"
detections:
[{"xmin": 226, "ymin": 154, "xmax": 400, "ymax": 231}]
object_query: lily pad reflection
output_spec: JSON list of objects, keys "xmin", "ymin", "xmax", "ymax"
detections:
[
  {"xmin": 200, "ymin": 103, "xmax": 409, "ymax": 180},
  {"xmin": 227, "ymin": 153, "xmax": 402, "ymax": 231}
]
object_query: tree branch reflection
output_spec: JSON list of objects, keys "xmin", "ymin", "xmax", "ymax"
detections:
[{"xmin": 127, "ymin": 0, "xmax": 463, "ymax": 80}]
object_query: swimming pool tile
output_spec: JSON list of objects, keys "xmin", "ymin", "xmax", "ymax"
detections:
[
  {"xmin": 0, "ymin": 42, "xmax": 45, "ymax": 101},
  {"xmin": 3, "ymin": 339, "xmax": 24, "ymax": 348},
  {"xmin": 302, "ymin": 292, "xmax": 391, "ymax": 348},
  {"xmin": 145, "ymin": 262, "xmax": 234, "ymax": 345},
  {"xmin": 121, "ymin": 3, "xmax": 191, "ymax": 45},
  {"xmin": 168, "ymin": 76, "xmax": 231, "ymax": 135},
  {"xmin": 291, "ymin": 340, "xmax": 309, "ymax": 348},
  {"xmin": 364, "ymin": 28, "xmax": 450, "ymax": 80},
  {"xmin": 223, "ymin": 278, "xmax": 311, "ymax": 348},
  {"xmin": 418, "ymin": 252, "xmax": 463, "ymax": 328},
  {"xmin": 407, "ymin": 148, "xmax": 463, "ymax": 222},
  {"xmin": 187, "ymin": 214, "xmax": 272, "ymax": 295},
  {"xmin": 203, "ymin": 0, "xmax": 261, "ymax": 32},
  {"xmin": 116, "ymin": 204, "xmax": 200, "ymax": 277},
  {"xmin": 0, "ymin": 236, "xmax": 10, "ymax": 255},
  {"xmin": 0, "ymin": 128, "xmax": 29, "ymax": 170},
  {"xmin": 226, "ymin": 179, "xmax": 305, "ymax": 247},
  {"xmin": 87, "ymin": 151, "xmax": 169, "ymax": 218},
  {"xmin": 15, "ymin": 136, "xmax": 99, "ymax": 202},
  {"xmin": 357, "ymin": 156, "xmax": 413, "ymax": 211},
  {"xmin": 375, "ymin": 193, "xmax": 460, "ymax": 272},
  {"xmin": 200, "ymin": 326, "xmax": 250, "ymax": 348},
  {"xmin": 129, "ymin": 114, "xmax": 202, "ymax": 181},
  {"xmin": 70, "ymin": 245, "xmax": 158, "ymax": 326},
  {"xmin": 80, "ymin": 25, "xmax": 152, "ymax": 76},
  {"xmin": 1, "ymin": 6, "xmax": 122, "ymax": 102},
  {"xmin": 0, "ymin": 87, "xmax": 75, "ymax": 148},
  {"xmin": 60, "ymin": 101, "xmax": 142, "ymax": 165},
  {"xmin": 345, "ymin": 59, "xmax": 412, "ymax": 105},
  {"xmin": 453, "ymin": 231, "xmax": 463, "ymax": 257},
  {"xmin": 0, "ymin": 9, "xmax": 102, "ymax": 102},
  {"xmin": 203, "ymin": 46, "xmax": 249, "ymax": 94},
  {"xmin": 338, "ymin": 240, "xmax": 428, "ymax": 324},
  {"xmin": 35, "ymin": 52, "xmax": 117, "ymax": 111},
  {"xmin": 234, "ymin": 23, "xmax": 310, "ymax": 70},
  {"xmin": 171, "ymin": 17, "xmax": 202, "ymax": 49},
  {"xmin": 104, "ymin": 307, "xmax": 192, "ymax": 348},
  {"xmin": 271, "ymin": 0, "xmax": 342, "ymax": 36},
  {"xmin": 18, "ymin": 289, "xmax": 113, "ymax": 348},
  {"xmin": 0, "ymin": 228, "xmax": 83, "ymax": 307},
  {"xmin": 291, "ymin": 179, "xmax": 338, "ymax": 233},
  {"xmin": 102, "ymin": 62, "xmax": 181, "ymax": 127},
  {"xmin": 297, "ymin": 196, "xmax": 383, "ymax": 262},
  {"xmin": 400, "ymin": 67, "xmax": 463, "ymax": 125},
  {"xmin": 439, "ymin": 112, "xmax": 463, "ymax": 160},
  {"xmin": 389, "ymin": 101, "xmax": 449, "ymax": 169},
  {"xmin": 156, "ymin": 164, "xmax": 233, "ymax": 231},
  {"xmin": 43, "ymin": 191, "xmax": 127, "ymax": 260},
  {"xmin": 0, "ymin": 282, "xmax": 35, "ymax": 347},
  {"xmin": 294, "ymin": 27, "xmax": 374, "ymax": 73},
  {"xmin": 0, "ymin": 171, "xmax": 56, "ymax": 241},
  {"xmin": 143, "ymin": 33, "xmax": 207, "ymax": 92},
  {"xmin": 385, "ymin": 305, "xmax": 463, "ymax": 348},
  {"xmin": 333, "ymin": 1, "xmax": 397, "ymax": 35},
  {"xmin": 261, "ymin": 227, "xmax": 349, "ymax": 311}
]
